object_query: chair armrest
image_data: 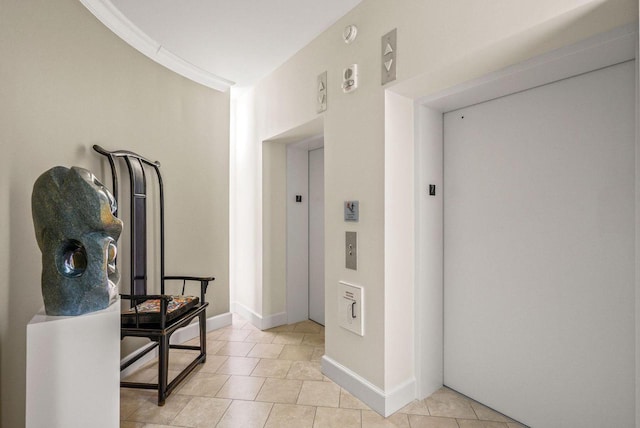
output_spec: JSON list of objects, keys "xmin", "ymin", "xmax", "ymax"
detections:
[
  {"xmin": 164, "ymin": 276, "xmax": 214, "ymax": 302},
  {"xmin": 165, "ymin": 275, "xmax": 215, "ymax": 282}
]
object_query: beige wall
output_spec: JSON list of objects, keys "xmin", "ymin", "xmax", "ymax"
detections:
[
  {"xmin": 232, "ymin": 0, "xmax": 637, "ymax": 401},
  {"xmin": 0, "ymin": 0, "xmax": 230, "ymax": 426}
]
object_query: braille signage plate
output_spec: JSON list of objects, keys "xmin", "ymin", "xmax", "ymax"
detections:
[{"xmin": 344, "ymin": 201, "xmax": 359, "ymax": 222}]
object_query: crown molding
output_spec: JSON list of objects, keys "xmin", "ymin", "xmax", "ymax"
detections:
[{"xmin": 79, "ymin": 0, "xmax": 235, "ymax": 91}]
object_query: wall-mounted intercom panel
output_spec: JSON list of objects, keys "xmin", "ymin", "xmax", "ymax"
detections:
[
  {"xmin": 338, "ymin": 281, "xmax": 363, "ymax": 336},
  {"xmin": 342, "ymin": 64, "xmax": 358, "ymax": 93}
]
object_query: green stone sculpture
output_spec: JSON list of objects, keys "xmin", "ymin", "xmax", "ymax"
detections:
[{"xmin": 32, "ymin": 166, "xmax": 123, "ymax": 316}]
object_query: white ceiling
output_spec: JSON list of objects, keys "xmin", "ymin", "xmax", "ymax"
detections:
[{"xmin": 102, "ymin": 0, "xmax": 362, "ymax": 89}]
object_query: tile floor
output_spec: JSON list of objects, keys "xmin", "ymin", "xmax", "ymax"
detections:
[{"xmin": 120, "ymin": 314, "xmax": 526, "ymax": 428}]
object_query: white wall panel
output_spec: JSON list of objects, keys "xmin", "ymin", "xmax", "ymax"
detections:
[{"xmin": 309, "ymin": 148, "xmax": 325, "ymax": 325}]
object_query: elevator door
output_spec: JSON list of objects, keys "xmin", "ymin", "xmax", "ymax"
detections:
[{"xmin": 443, "ymin": 61, "xmax": 635, "ymax": 427}]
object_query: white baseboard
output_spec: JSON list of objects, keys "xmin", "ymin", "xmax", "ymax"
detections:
[
  {"xmin": 230, "ymin": 301, "xmax": 262, "ymax": 329},
  {"xmin": 120, "ymin": 312, "xmax": 232, "ymax": 379},
  {"xmin": 208, "ymin": 311, "xmax": 233, "ymax": 331},
  {"xmin": 385, "ymin": 378, "xmax": 418, "ymax": 416},
  {"xmin": 169, "ymin": 311, "xmax": 233, "ymax": 344},
  {"xmin": 231, "ymin": 301, "xmax": 287, "ymax": 330},
  {"xmin": 261, "ymin": 311, "xmax": 287, "ymax": 330},
  {"xmin": 321, "ymin": 355, "xmax": 415, "ymax": 417},
  {"xmin": 120, "ymin": 342, "xmax": 158, "ymax": 379}
]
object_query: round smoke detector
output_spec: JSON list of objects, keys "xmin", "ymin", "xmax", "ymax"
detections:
[{"xmin": 343, "ymin": 25, "xmax": 358, "ymax": 44}]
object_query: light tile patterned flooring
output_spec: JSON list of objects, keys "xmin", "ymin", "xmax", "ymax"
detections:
[{"xmin": 121, "ymin": 314, "xmax": 526, "ymax": 428}]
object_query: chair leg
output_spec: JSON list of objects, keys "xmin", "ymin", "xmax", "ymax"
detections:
[
  {"xmin": 158, "ymin": 336, "xmax": 169, "ymax": 406},
  {"xmin": 199, "ymin": 311, "xmax": 207, "ymax": 363}
]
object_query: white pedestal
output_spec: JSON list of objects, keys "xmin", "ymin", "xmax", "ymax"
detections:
[{"xmin": 26, "ymin": 300, "xmax": 120, "ymax": 428}]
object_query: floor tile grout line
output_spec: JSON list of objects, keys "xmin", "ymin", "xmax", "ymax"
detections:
[
  {"xmin": 469, "ymin": 398, "xmax": 480, "ymax": 420},
  {"xmin": 310, "ymin": 405, "xmax": 318, "ymax": 428},
  {"xmin": 292, "ymin": 372, "xmax": 305, "ymax": 406},
  {"xmin": 215, "ymin": 398, "xmax": 234, "ymax": 428},
  {"xmin": 282, "ymin": 357, "xmax": 294, "ymax": 380},
  {"xmin": 259, "ymin": 399, "xmax": 274, "ymax": 428}
]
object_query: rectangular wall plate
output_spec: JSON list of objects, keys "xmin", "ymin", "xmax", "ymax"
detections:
[
  {"xmin": 344, "ymin": 200, "xmax": 359, "ymax": 221},
  {"xmin": 381, "ymin": 28, "xmax": 397, "ymax": 85},
  {"xmin": 342, "ymin": 64, "xmax": 358, "ymax": 93},
  {"xmin": 338, "ymin": 281, "xmax": 364, "ymax": 336},
  {"xmin": 345, "ymin": 231, "xmax": 357, "ymax": 270}
]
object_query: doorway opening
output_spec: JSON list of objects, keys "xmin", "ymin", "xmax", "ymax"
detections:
[{"xmin": 287, "ymin": 136, "xmax": 325, "ymax": 325}]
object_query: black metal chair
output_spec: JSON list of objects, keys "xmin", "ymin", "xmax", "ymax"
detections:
[{"xmin": 93, "ymin": 145, "xmax": 213, "ymax": 406}]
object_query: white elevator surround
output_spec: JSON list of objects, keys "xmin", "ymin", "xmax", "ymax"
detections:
[{"xmin": 443, "ymin": 60, "xmax": 635, "ymax": 427}]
